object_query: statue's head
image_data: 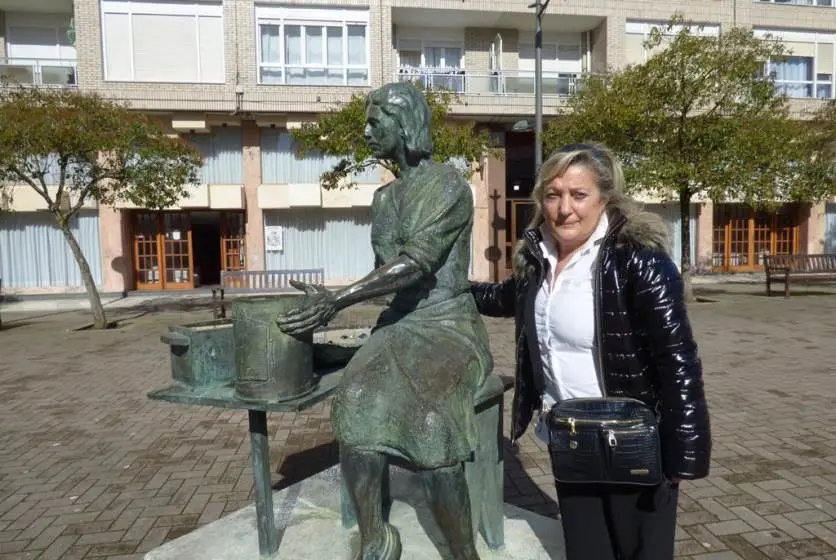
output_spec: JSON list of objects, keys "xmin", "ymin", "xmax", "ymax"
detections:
[{"xmin": 364, "ymin": 82, "xmax": 433, "ymax": 163}]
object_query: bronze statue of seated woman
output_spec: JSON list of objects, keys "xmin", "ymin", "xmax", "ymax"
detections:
[{"xmin": 276, "ymin": 82, "xmax": 493, "ymax": 560}]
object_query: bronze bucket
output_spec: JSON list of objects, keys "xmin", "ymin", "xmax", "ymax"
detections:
[{"xmin": 232, "ymin": 296, "xmax": 316, "ymax": 403}]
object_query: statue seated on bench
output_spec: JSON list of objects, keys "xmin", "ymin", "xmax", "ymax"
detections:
[{"xmin": 276, "ymin": 82, "xmax": 499, "ymax": 560}]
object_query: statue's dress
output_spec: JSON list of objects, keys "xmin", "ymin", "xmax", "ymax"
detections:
[{"xmin": 330, "ymin": 159, "xmax": 494, "ymax": 468}]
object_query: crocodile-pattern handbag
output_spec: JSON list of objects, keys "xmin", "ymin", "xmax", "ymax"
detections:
[{"xmin": 546, "ymin": 397, "xmax": 664, "ymax": 486}]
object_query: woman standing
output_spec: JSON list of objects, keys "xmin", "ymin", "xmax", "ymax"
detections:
[{"xmin": 472, "ymin": 143, "xmax": 711, "ymax": 560}]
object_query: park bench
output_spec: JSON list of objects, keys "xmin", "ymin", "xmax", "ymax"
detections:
[
  {"xmin": 211, "ymin": 268, "xmax": 325, "ymax": 318},
  {"xmin": 764, "ymin": 254, "xmax": 836, "ymax": 298}
]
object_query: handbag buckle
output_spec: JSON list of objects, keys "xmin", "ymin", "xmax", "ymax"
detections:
[
  {"xmin": 606, "ymin": 429, "xmax": 617, "ymax": 448},
  {"xmin": 568, "ymin": 418, "xmax": 576, "ymax": 436}
]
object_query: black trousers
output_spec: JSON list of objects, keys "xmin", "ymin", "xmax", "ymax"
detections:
[{"xmin": 556, "ymin": 481, "xmax": 679, "ymax": 560}]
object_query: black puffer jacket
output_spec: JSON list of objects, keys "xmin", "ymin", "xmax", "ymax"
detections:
[{"xmin": 472, "ymin": 210, "xmax": 711, "ymax": 480}]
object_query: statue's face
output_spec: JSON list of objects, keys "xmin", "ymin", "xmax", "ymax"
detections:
[{"xmin": 364, "ymin": 104, "xmax": 402, "ymax": 160}]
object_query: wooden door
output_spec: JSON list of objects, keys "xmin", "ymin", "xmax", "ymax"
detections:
[
  {"xmin": 220, "ymin": 212, "xmax": 246, "ymax": 272},
  {"xmin": 134, "ymin": 212, "xmax": 163, "ymax": 290},
  {"xmin": 712, "ymin": 204, "xmax": 800, "ymax": 272},
  {"xmin": 132, "ymin": 212, "xmax": 195, "ymax": 290},
  {"xmin": 161, "ymin": 213, "xmax": 194, "ymax": 289}
]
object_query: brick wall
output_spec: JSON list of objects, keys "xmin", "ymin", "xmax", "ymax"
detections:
[{"xmin": 70, "ymin": 0, "xmax": 835, "ymax": 114}]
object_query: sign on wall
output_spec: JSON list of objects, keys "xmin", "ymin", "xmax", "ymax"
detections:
[{"xmin": 265, "ymin": 225, "xmax": 284, "ymax": 252}]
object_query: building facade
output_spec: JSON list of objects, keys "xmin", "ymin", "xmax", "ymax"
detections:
[{"xmin": 0, "ymin": 0, "xmax": 834, "ymax": 294}]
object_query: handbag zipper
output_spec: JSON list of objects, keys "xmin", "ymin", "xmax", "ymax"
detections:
[{"xmin": 554, "ymin": 416, "xmax": 643, "ymax": 435}]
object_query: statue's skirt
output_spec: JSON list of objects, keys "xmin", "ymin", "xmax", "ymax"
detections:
[{"xmin": 330, "ymin": 292, "xmax": 494, "ymax": 469}]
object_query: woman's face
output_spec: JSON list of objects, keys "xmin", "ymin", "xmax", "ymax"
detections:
[
  {"xmin": 364, "ymin": 105, "xmax": 402, "ymax": 160},
  {"xmin": 542, "ymin": 163, "xmax": 607, "ymax": 253}
]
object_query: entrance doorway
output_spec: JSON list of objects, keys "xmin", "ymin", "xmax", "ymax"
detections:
[
  {"xmin": 132, "ymin": 211, "xmax": 246, "ymax": 290},
  {"xmin": 504, "ymin": 130, "xmax": 536, "ymax": 274},
  {"xmin": 711, "ymin": 203, "xmax": 801, "ymax": 272}
]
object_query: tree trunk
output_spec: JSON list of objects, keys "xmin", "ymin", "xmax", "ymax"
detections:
[
  {"xmin": 59, "ymin": 218, "xmax": 109, "ymax": 329},
  {"xmin": 679, "ymin": 186, "xmax": 696, "ymax": 303}
]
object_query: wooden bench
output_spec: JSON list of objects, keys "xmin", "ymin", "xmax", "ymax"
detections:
[
  {"xmin": 764, "ymin": 254, "xmax": 836, "ymax": 297},
  {"xmin": 211, "ymin": 268, "xmax": 325, "ymax": 318}
]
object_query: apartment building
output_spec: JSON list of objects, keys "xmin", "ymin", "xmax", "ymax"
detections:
[{"xmin": 0, "ymin": 0, "xmax": 834, "ymax": 294}]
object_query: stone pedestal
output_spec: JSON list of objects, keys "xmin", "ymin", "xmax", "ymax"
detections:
[{"xmin": 144, "ymin": 465, "xmax": 565, "ymax": 560}]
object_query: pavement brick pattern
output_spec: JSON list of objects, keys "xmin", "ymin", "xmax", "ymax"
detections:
[{"xmin": 1, "ymin": 286, "xmax": 835, "ymax": 559}]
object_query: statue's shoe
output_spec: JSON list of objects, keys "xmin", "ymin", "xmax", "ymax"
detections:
[{"xmin": 355, "ymin": 523, "xmax": 402, "ymax": 560}]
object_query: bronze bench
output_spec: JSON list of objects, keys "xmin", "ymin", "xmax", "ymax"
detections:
[
  {"xmin": 764, "ymin": 254, "xmax": 836, "ymax": 298},
  {"xmin": 339, "ymin": 374, "xmax": 514, "ymax": 550},
  {"xmin": 211, "ymin": 268, "xmax": 325, "ymax": 318}
]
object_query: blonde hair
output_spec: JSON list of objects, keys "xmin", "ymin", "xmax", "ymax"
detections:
[{"xmin": 512, "ymin": 142, "xmax": 641, "ymax": 277}]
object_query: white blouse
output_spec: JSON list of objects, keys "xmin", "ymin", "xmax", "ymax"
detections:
[{"xmin": 533, "ymin": 213, "xmax": 608, "ymax": 442}]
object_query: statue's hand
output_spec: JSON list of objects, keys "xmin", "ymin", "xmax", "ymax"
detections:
[{"xmin": 275, "ymin": 279, "xmax": 338, "ymax": 335}]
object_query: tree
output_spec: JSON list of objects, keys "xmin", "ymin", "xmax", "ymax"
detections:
[
  {"xmin": 291, "ymin": 88, "xmax": 499, "ymax": 190},
  {"xmin": 0, "ymin": 87, "xmax": 202, "ymax": 329},
  {"xmin": 544, "ymin": 15, "xmax": 836, "ymax": 293}
]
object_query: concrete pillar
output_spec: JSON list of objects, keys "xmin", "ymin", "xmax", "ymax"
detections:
[
  {"xmin": 0, "ymin": 12, "xmax": 7, "ymax": 58},
  {"xmin": 98, "ymin": 205, "xmax": 133, "ymax": 293},
  {"xmin": 696, "ymin": 202, "xmax": 714, "ymax": 273},
  {"xmin": 589, "ymin": 18, "xmax": 608, "ymax": 73},
  {"xmin": 806, "ymin": 202, "xmax": 827, "ymax": 254},
  {"xmin": 486, "ymin": 147, "xmax": 507, "ymax": 281},
  {"xmin": 470, "ymin": 159, "xmax": 491, "ymax": 282},
  {"xmin": 242, "ymin": 120, "xmax": 264, "ymax": 271}
]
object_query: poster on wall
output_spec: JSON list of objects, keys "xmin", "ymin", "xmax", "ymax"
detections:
[{"xmin": 265, "ymin": 225, "xmax": 284, "ymax": 252}]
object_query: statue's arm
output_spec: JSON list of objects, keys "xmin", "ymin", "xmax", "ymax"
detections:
[{"xmin": 332, "ymin": 254, "xmax": 423, "ymax": 311}]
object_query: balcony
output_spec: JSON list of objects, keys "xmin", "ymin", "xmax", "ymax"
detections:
[
  {"xmin": 755, "ymin": 0, "xmax": 833, "ymax": 6},
  {"xmin": 0, "ymin": 58, "xmax": 77, "ymax": 88},
  {"xmin": 395, "ymin": 67, "xmax": 585, "ymax": 97}
]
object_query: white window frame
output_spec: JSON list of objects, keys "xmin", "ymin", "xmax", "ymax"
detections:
[
  {"xmin": 100, "ymin": 0, "xmax": 225, "ymax": 84},
  {"xmin": 396, "ymin": 40, "xmax": 465, "ymax": 70},
  {"xmin": 754, "ymin": 0, "xmax": 833, "ymax": 7},
  {"xmin": 255, "ymin": 6, "xmax": 370, "ymax": 86},
  {"xmin": 5, "ymin": 13, "xmax": 75, "ymax": 62},
  {"xmin": 754, "ymin": 28, "xmax": 836, "ymax": 99}
]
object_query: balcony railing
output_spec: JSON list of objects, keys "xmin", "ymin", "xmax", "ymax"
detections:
[
  {"xmin": 755, "ymin": 0, "xmax": 833, "ymax": 6},
  {"xmin": 0, "ymin": 58, "xmax": 78, "ymax": 87},
  {"xmin": 395, "ymin": 67, "xmax": 585, "ymax": 97}
]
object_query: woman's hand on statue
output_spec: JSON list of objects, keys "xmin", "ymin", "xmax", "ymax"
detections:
[{"xmin": 275, "ymin": 280, "xmax": 338, "ymax": 335}]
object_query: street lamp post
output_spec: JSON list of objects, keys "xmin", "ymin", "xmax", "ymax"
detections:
[{"xmin": 530, "ymin": 0, "xmax": 551, "ymax": 172}]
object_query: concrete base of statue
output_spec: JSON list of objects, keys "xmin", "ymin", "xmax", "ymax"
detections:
[{"xmin": 144, "ymin": 464, "xmax": 565, "ymax": 560}]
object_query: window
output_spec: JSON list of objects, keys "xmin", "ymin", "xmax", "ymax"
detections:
[
  {"xmin": 767, "ymin": 56, "xmax": 815, "ymax": 97},
  {"xmin": 624, "ymin": 21, "xmax": 720, "ymax": 66},
  {"xmin": 756, "ymin": 0, "xmax": 833, "ymax": 7},
  {"xmin": 256, "ymin": 6, "xmax": 369, "ymax": 86},
  {"xmin": 101, "ymin": 0, "xmax": 223, "ymax": 83},
  {"xmin": 396, "ymin": 38, "xmax": 464, "ymax": 92},
  {"xmin": 3, "ymin": 13, "xmax": 77, "ymax": 86},
  {"xmin": 755, "ymin": 29, "xmax": 835, "ymax": 99},
  {"xmin": 518, "ymin": 40, "xmax": 584, "ymax": 95}
]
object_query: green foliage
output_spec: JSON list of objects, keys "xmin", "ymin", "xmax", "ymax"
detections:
[
  {"xmin": 544, "ymin": 15, "xmax": 835, "ymax": 207},
  {"xmin": 544, "ymin": 15, "xmax": 835, "ymax": 277},
  {"xmin": 0, "ymin": 86, "xmax": 202, "ymax": 224},
  {"xmin": 0, "ymin": 86, "xmax": 203, "ymax": 329},
  {"xmin": 291, "ymin": 87, "xmax": 499, "ymax": 190}
]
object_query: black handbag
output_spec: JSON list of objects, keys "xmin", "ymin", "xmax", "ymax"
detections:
[{"xmin": 546, "ymin": 396, "xmax": 664, "ymax": 486}]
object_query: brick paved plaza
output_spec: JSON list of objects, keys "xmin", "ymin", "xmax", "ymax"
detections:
[{"xmin": 1, "ymin": 285, "xmax": 836, "ymax": 560}]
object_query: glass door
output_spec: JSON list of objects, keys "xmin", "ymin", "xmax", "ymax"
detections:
[
  {"xmin": 162, "ymin": 213, "xmax": 194, "ymax": 289},
  {"xmin": 132, "ymin": 212, "xmax": 195, "ymax": 290},
  {"xmin": 220, "ymin": 212, "xmax": 246, "ymax": 272},
  {"xmin": 133, "ymin": 212, "xmax": 162, "ymax": 290}
]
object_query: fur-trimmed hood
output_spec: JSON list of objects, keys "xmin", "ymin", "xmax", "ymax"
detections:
[{"xmin": 513, "ymin": 207, "xmax": 672, "ymax": 278}]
